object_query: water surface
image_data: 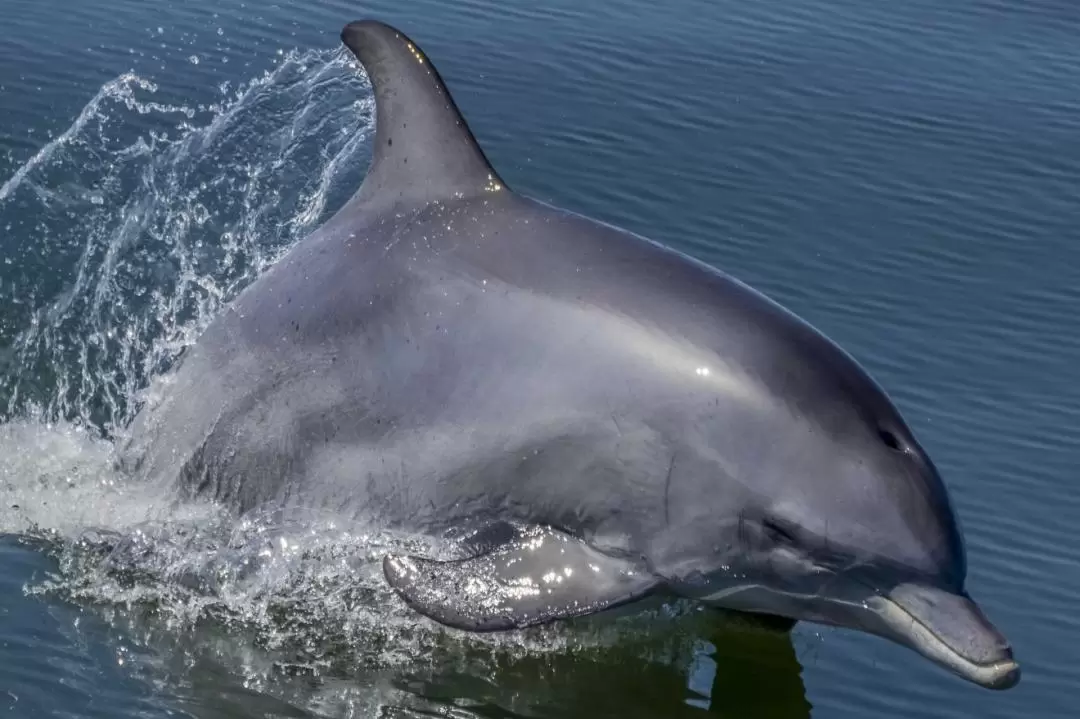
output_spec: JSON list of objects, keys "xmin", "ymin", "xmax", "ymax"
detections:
[{"xmin": 1, "ymin": 0, "xmax": 1077, "ymax": 717}]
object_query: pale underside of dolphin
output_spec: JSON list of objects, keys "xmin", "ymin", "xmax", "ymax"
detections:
[{"xmin": 119, "ymin": 19, "xmax": 1020, "ymax": 690}]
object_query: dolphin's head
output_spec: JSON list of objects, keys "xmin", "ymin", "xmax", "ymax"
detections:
[{"xmin": 644, "ymin": 320, "xmax": 1019, "ymax": 690}]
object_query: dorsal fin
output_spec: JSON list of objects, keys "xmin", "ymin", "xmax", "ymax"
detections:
[{"xmin": 340, "ymin": 20, "xmax": 507, "ymax": 210}]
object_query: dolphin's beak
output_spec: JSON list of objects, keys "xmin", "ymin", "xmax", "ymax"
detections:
[{"xmin": 864, "ymin": 583, "xmax": 1019, "ymax": 689}]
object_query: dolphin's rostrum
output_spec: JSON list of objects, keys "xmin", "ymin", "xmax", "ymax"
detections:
[{"xmin": 119, "ymin": 18, "xmax": 1020, "ymax": 690}]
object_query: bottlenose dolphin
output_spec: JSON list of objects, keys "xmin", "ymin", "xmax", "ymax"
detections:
[{"xmin": 120, "ymin": 19, "xmax": 1020, "ymax": 690}]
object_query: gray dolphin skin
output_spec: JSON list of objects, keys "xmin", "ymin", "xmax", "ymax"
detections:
[{"xmin": 120, "ymin": 19, "xmax": 1020, "ymax": 690}]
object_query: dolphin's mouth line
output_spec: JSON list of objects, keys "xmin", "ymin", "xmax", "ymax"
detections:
[
  {"xmin": 867, "ymin": 594, "xmax": 1019, "ymax": 689},
  {"xmin": 849, "ymin": 574, "xmax": 1019, "ymax": 689},
  {"xmin": 698, "ymin": 578, "xmax": 1018, "ymax": 689}
]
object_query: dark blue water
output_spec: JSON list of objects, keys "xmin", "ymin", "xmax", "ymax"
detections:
[{"xmin": 1, "ymin": 0, "xmax": 1076, "ymax": 716}]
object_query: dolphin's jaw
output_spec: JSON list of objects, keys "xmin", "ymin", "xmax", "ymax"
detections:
[
  {"xmin": 866, "ymin": 591, "xmax": 1020, "ymax": 690},
  {"xmin": 688, "ymin": 574, "xmax": 1019, "ymax": 690}
]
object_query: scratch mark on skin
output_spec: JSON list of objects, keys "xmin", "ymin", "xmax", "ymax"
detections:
[{"xmin": 664, "ymin": 452, "xmax": 676, "ymax": 527}]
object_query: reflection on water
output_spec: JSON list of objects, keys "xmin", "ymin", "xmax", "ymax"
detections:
[
  {"xmin": 10, "ymin": 521, "xmax": 811, "ymax": 718},
  {"xmin": 703, "ymin": 619, "xmax": 810, "ymax": 718},
  {"xmin": 82, "ymin": 573, "xmax": 812, "ymax": 718},
  {"xmin": 399, "ymin": 613, "xmax": 810, "ymax": 718}
]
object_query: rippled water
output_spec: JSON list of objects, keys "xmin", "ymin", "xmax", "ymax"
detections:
[{"xmin": 0, "ymin": 0, "xmax": 1076, "ymax": 717}]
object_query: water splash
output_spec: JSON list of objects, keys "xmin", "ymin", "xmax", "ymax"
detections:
[
  {"xmin": 0, "ymin": 47, "xmax": 373, "ymax": 434},
  {"xmin": 0, "ymin": 43, "xmax": 479, "ymax": 716}
]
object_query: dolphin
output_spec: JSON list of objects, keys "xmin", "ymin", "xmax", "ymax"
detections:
[{"xmin": 119, "ymin": 19, "xmax": 1020, "ymax": 690}]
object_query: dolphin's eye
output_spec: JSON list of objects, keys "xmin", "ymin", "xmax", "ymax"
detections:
[
  {"xmin": 761, "ymin": 517, "xmax": 799, "ymax": 546},
  {"xmin": 878, "ymin": 428, "xmax": 903, "ymax": 452}
]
